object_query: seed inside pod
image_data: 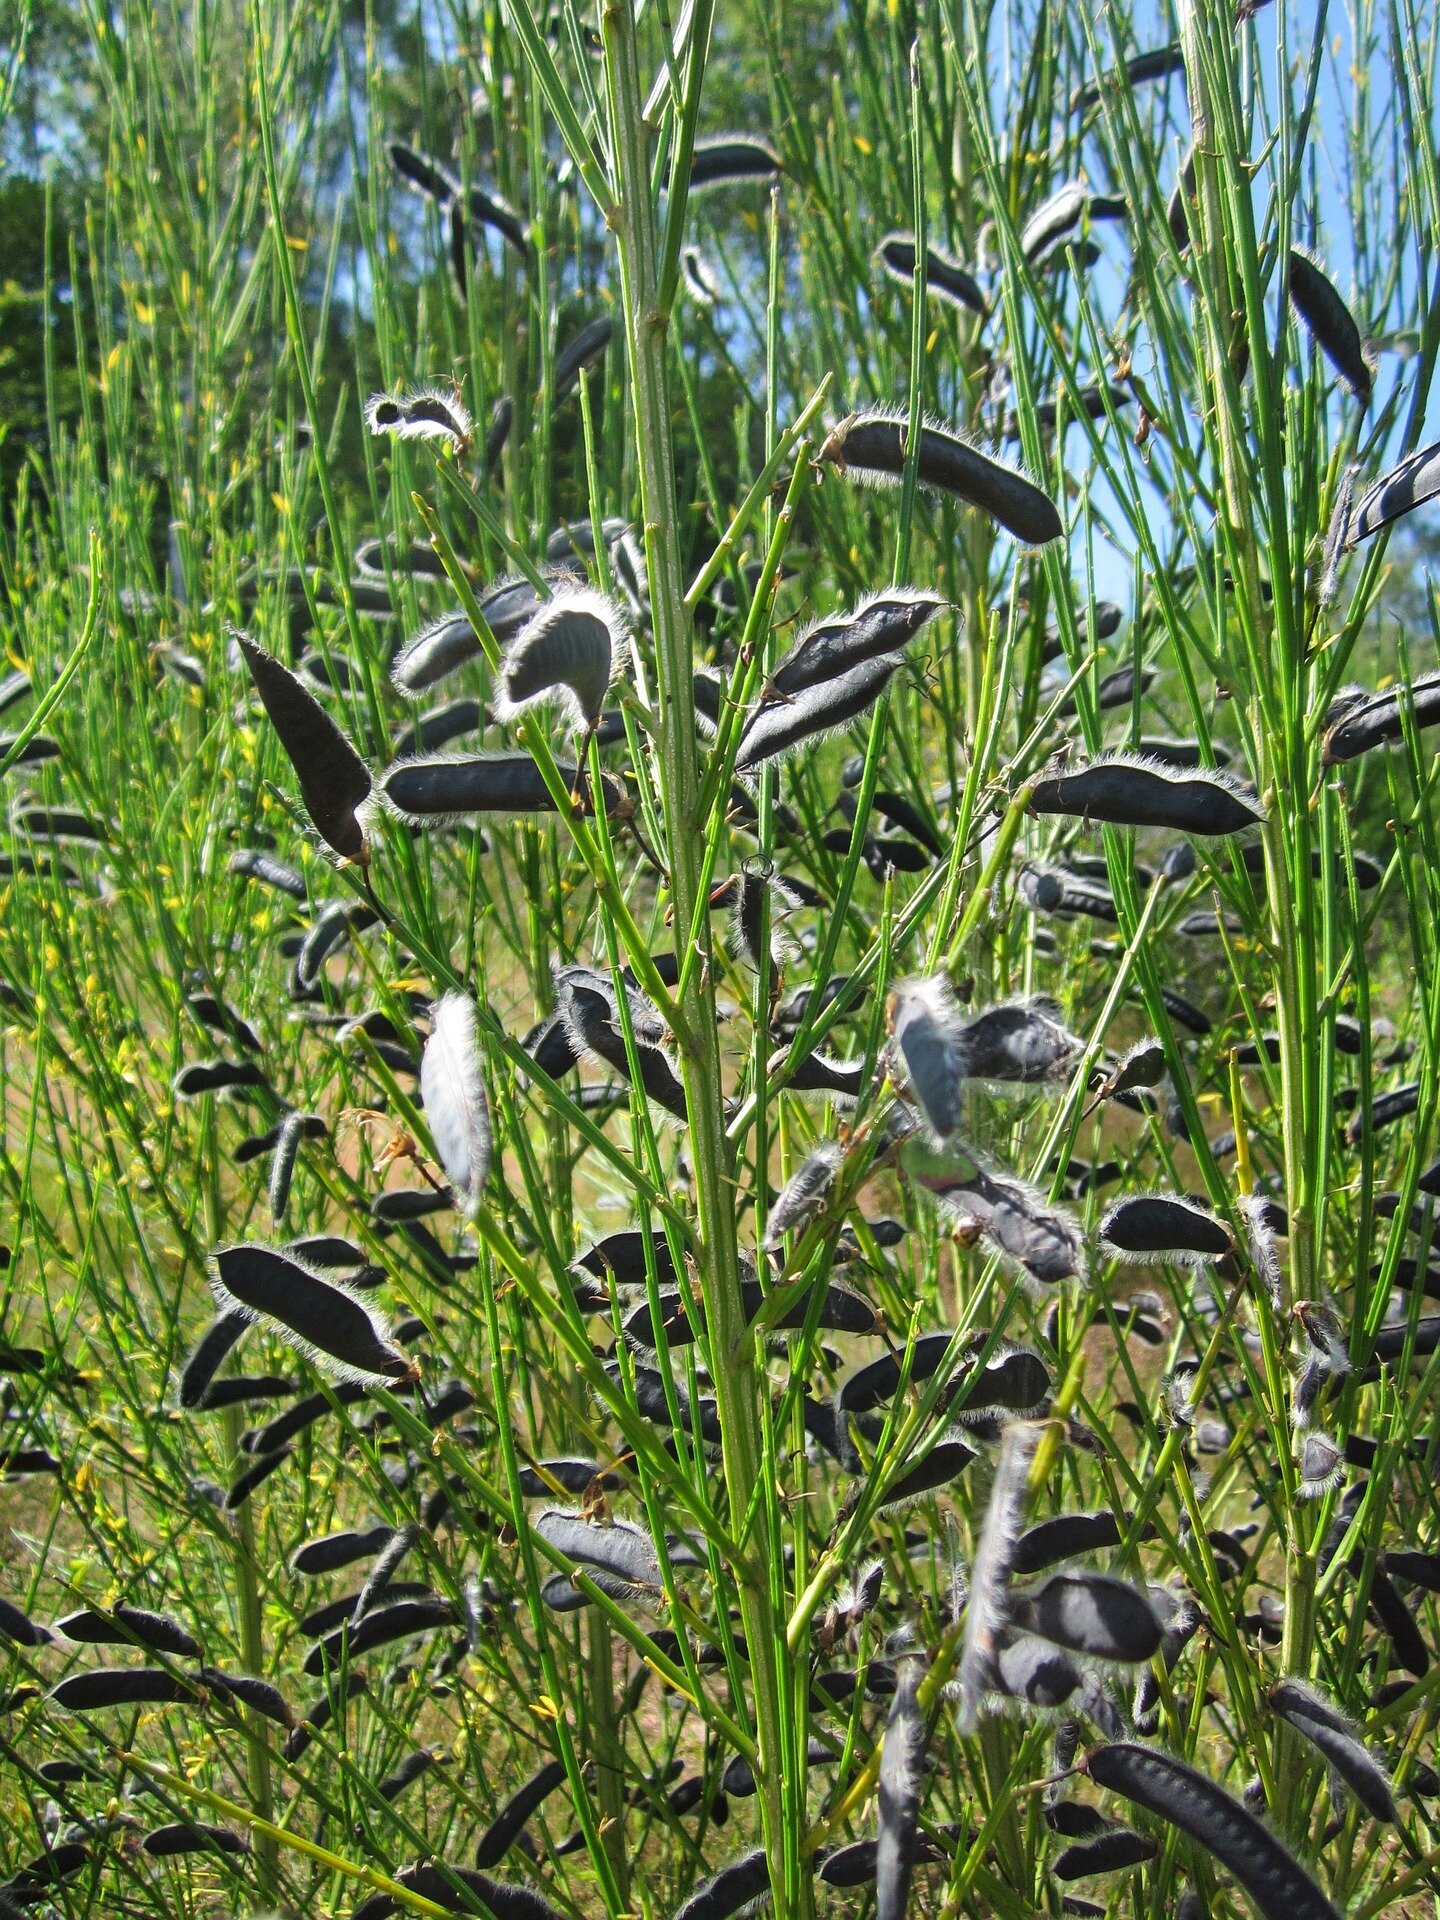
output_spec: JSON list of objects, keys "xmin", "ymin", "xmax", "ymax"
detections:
[{"xmin": 821, "ymin": 409, "xmax": 1063, "ymax": 545}]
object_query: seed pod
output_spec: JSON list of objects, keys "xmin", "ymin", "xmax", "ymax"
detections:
[
  {"xmin": 533, "ymin": 1508, "xmax": 666, "ymax": 1592},
  {"xmin": 475, "ymin": 1758, "xmax": 568, "ymax": 1867},
  {"xmin": 736, "ymin": 653, "xmax": 902, "ymax": 771},
  {"xmin": 573, "ymin": 1229, "xmax": 678, "ymax": 1287},
  {"xmin": 553, "ymin": 318, "xmax": 613, "ymax": 400},
  {"xmin": 837, "ymin": 1331, "xmax": 955, "ymax": 1422},
  {"xmin": 1013, "ymin": 1573, "xmax": 1162, "ymax": 1661},
  {"xmin": 674, "ymin": 1849, "xmax": 773, "ymax": 1920},
  {"xmin": 875, "ymin": 1439, "xmax": 976, "ymax": 1513},
  {"xmin": 393, "ymin": 699, "xmax": 485, "ymax": 759},
  {"xmin": 0, "ymin": 731, "xmax": 58, "ymax": 766},
  {"xmin": 888, "ymin": 976, "xmax": 967, "ymax": 1136},
  {"xmin": 179, "ymin": 1310, "xmax": 250, "ymax": 1408},
  {"xmin": 210, "ymin": 1243, "xmax": 409, "ymax": 1386},
  {"xmin": 390, "ymin": 613, "xmax": 485, "ymax": 695},
  {"xmin": 1297, "ymin": 1431, "xmax": 1344, "ymax": 1499},
  {"xmin": 958, "ymin": 1420, "xmax": 1040, "ymax": 1733},
  {"xmin": 419, "ymin": 992, "xmax": 491, "ymax": 1217},
  {"xmin": 389, "ymin": 140, "xmax": 457, "ymax": 203},
  {"xmin": 991, "ymin": 1629, "xmax": 1083, "ymax": 1707},
  {"xmin": 1323, "ymin": 675, "xmax": 1440, "ymax": 764},
  {"xmin": 1031, "ymin": 753, "xmax": 1263, "ymax": 835},
  {"xmin": 875, "ymin": 1652, "xmax": 927, "ymax": 1920},
  {"xmin": 0, "ymin": 1597, "xmax": 50, "ymax": 1647},
  {"xmin": 1348, "ymin": 442, "xmax": 1440, "ymax": 546},
  {"xmin": 516, "ymin": 1458, "xmax": 618, "ymax": 1498},
  {"xmin": 821, "ymin": 409, "xmax": 1062, "ymax": 544},
  {"xmin": 1071, "ymin": 42, "xmax": 1185, "ymax": 113},
  {"xmin": 765, "ymin": 1141, "xmax": 843, "ymax": 1246},
  {"xmin": 712, "ymin": 868, "xmax": 805, "ymax": 970},
  {"xmin": 197, "ymin": 1374, "xmax": 294, "ymax": 1411},
  {"xmin": 1012, "ymin": 1510, "xmax": 1122, "ymax": 1578},
  {"xmin": 0, "ymin": 668, "xmax": 31, "ymax": 716},
  {"xmin": 779, "ymin": 1048, "xmax": 868, "ymax": 1099},
  {"xmin": 3, "ymin": 1844, "xmax": 90, "ymax": 1895},
  {"xmin": 1020, "ymin": 182, "xmax": 1127, "ymax": 261},
  {"xmin": 969, "ymin": 1171, "xmax": 1088, "ymax": 1288},
  {"xmin": 1087, "ymin": 1741, "xmax": 1342, "ymax": 1920},
  {"xmin": 1383, "ymin": 1550, "xmax": 1440, "ymax": 1592},
  {"xmin": 173, "ymin": 1057, "xmax": 269, "ymax": 1099},
  {"xmin": 226, "ymin": 1446, "xmax": 292, "ymax": 1509},
  {"xmin": 877, "ymin": 233, "xmax": 987, "ymax": 315},
  {"xmin": 267, "ymin": 1110, "xmax": 317, "ymax": 1225},
  {"xmin": 1270, "ymin": 1678, "xmax": 1395, "ymax": 1822},
  {"xmin": 375, "ymin": 1746, "xmax": 446, "ymax": 1803},
  {"xmin": 303, "ymin": 1596, "xmax": 457, "ymax": 1676},
  {"xmin": 50, "ymin": 1667, "xmax": 199, "ymax": 1711},
  {"xmin": 1022, "ymin": 865, "xmax": 1118, "ymax": 925},
  {"xmin": 234, "ymin": 631, "xmax": 372, "ymax": 863},
  {"xmin": 381, "ymin": 750, "xmax": 624, "ymax": 823},
  {"xmin": 1366, "ymin": 1566, "xmax": 1430, "ymax": 1674},
  {"xmin": 143, "ymin": 1822, "xmax": 248, "ymax": 1857},
  {"xmin": 301, "ymin": 1584, "xmax": 433, "ymax": 1639},
  {"xmin": 229, "ymin": 846, "xmax": 308, "ymax": 899},
  {"xmin": 1345, "ymin": 1080, "xmax": 1420, "ymax": 1144},
  {"xmin": 1053, "ymin": 1830, "xmax": 1157, "ymax": 1878},
  {"xmin": 350, "ymin": 1525, "xmax": 420, "ymax": 1626},
  {"xmin": 554, "ymin": 966, "xmax": 687, "ymax": 1119},
  {"xmin": 689, "ymin": 136, "xmax": 782, "ymax": 189},
  {"xmin": 494, "ymin": 588, "xmax": 622, "ymax": 734},
  {"xmin": 1288, "ymin": 251, "xmax": 1372, "ymax": 402},
  {"xmin": 364, "ymin": 386, "xmax": 474, "ymax": 451},
  {"xmin": 54, "ymin": 1603, "xmax": 199, "ymax": 1659},
  {"xmin": 963, "ymin": 997, "xmax": 1083, "ymax": 1085},
  {"xmin": 201, "ymin": 1667, "xmax": 295, "ymax": 1727},
  {"xmin": 283, "ymin": 1669, "xmax": 368, "ymax": 1760},
  {"xmin": 1100, "ymin": 1194, "xmax": 1232, "ymax": 1264},
  {"xmin": 355, "ymin": 1864, "xmax": 564, "ymax": 1920}
]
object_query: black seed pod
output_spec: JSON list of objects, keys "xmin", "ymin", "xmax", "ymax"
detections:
[
  {"xmin": 143, "ymin": 1822, "xmax": 248, "ymax": 1857},
  {"xmin": 1086, "ymin": 1742, "xmax": 1342, "ymax": 1920},
  {"xmin": 234, "ymin": 631, "xmax": 372, "ymax": 863},
  {"xmin": 1053, "ymin": 1829, "xmax": 1157, "ymax": 1878},
  {"xmin": 475, "ymin": 1758, "xmax": 567, "ymax": 1867},
  {"xmin": 689, "ymin": 136, "xmax": 782, "ymax": 189},
  {"xmin": 821, "ymin": 409, "xmax": 1063, "ymax": 544},
  {"xmin": 54, "ymin": 1603, "xmax": 199, "ymax": 1659},
  {"xmin": 303, "ymin": 1597, "xmax": 458, "ymax": 1676},
  {"xmin": 877, "ymin": 233, "xmax": 987, "ymax": 314},
  {"xmin": 876, "ymin": 1652, "xmax": 927, "ymax": 1920},
  {"xmin": 1013, "ymin": 1572, "xmax": 1163, "ymax": 1661},
  {"xmin": 553, "ymin": 319, "xmax": 613, "ymax": 400},
  {"xmin": 1099, "ymin": 1194, "xmax": 1232, "ymax": 1263},
  {"xmin": 1288, "ymin": 251, "xmax": 1372, "ymax": 401},
  {"xmin": 211, "ymin": 1244, "xmax": 409, "ymax": 1386},
  {"xmin": 736, "ymin": 654, "xmax": 901, "ymax": 771},
  {"xmin": 229, "ymin": 846, "xmax": 308, "ymax": 899},
  {"xmin": 1348, "ymin": 442, "xmax": 1440, "ymax": 545},
  {"xmin": 179, "ymin": 1311, "xmax": 249, "ymax": 1408},
  {"xmin": 50, "ymin": 1668, "xmax": 199, "ymax": 1711},
  {"xmin": 674, "ymin": 1849, "xmax": 773, "ymax": 1920},
  {"xmin": 382, "ymin": 750, "xmax": 624, "ymax": 823},
  {"xmin": 1030, "ymin": 753, "xmax": 1263, "ymax": 835},
  {"xmin": 1012, "ymin": 1510, "xmax": 1122, "ymax": 1577},
  {"xmin": 1270, "ymin": 1679, "xmax": 1395, "ymax": 1822},
  {"xmin": 201, "ymin": 1668, "xmax": 295, "ymax": 1727}
]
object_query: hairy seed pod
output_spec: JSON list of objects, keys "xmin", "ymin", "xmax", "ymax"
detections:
[
  {"xmin": 888, "ymin": 976, "xmax": 968, "ymax": 1136},
  {"xmin": 393, "ymin": 699, "xmax": 485, "ymax": 758},
  {"xmin": 382, "ymin": 750, "xmax": 624, "ymax": 823},
  {"xmin": 1053, "ymin": 1830, "xmax": 1157, "ymax": 1878},
  {"xmin": 994, "ymin": 1631, "xmax": 1082, "ymax": 1707},
  {"xmin": 355, "ymin": 1864, "xmax": 564, "ymax": 1920},
  {"xmin": 765, "ymin": 1141, "xmax": 843, "ymax": 1245},
  {"xmin": 390, "ymin": 613, "xmax": 485, "ymax": 694},
  {"xmin": 246, "ymin": 1383, "xmax": 367, "ymax": 1455},
  {"xmin": 958, "ymin": 1420, "xmax": 1040, "ymax": 1733},
  {"xmin": 1086, "ymin": 1741, "xmax": 1342, "ymax": 1920},
  {"xmin": 875, "ymin": 1439, "xmax": 976, "ymax": 1513},
  {"xmin": 876, "ymin": 1652, "xmax": 927, "ymax": 1920},
  {"xmin": 573, "ymin": 1229, "xmax": 678, "ymax": 1287},
  {"xmin": 553, "ymin": 318, "xmax": 613, "ymax": 400},
  {"xmin": 1020, "ymin": 182, "xmax": 1128, "ymax": 261},
  {"xmin": 1030, "ymin": 753, "xmax": 1263, "ymax": 835},
  {"xmin": 202, "ymin": 1667, "xmax": 295, "ymax": 1727},
  {"xmin": 179, "ymin": 1310, "xmax": 249, "ymax": 1408},
  {"xmin": 226, "ymin": 1446, "xmax": 291, "ymax": 1509},
  {"xmin": 780, "ymin": 1048, "xmax": 867, "ymax": 1098},
  {"xmin": 50, "ymin": 1667, "xmax": 199, "ymax": 1711},
  {"xmin": 234, "ymin": 631, "xmax": 372, "ymax": 862},
  {"xmin": 1270, "ymin": 1679, "xmax": 1395, "ymax": 1822},
  {"xmin": 948, "ymin": 1342, "xmax": 1052, "ymax": 1419},
  {"xmin": 475, "ymin": 1759, "xmax": 568, "ymax": 1867},
  {"xmin": 364, "ymin": 386, "xmax": 473, "ymax": 450},
  {"xmin": 1348, "ymin": 441, "xmax": 1440, "ymax": 546},
  {"xmin": 419, "ymin": 992, "xmax": 492, "ymax": 1216},
  {"xmin": 736, "ymin": 653, "xmax": 901, "ymax": 770},
  {"xmin": 495, "ymin": 588, "xmax": 622, "ymax": 734},
  {"xmin": 1323, "ymin": 675, "xmax": 1440, "ymax": 764},
  {"xmin": 1288, "ymin": 251, "xmax": 1372, "ymax": 401},
  {"xmin": 267, "ymin": 1110, "xmax": 316, "ymax": 1225},
  {"xmin": 877, "ymin": 233, "xmax": 987, "ymax": 315},
  {"xmin": 0, "ymin": 668, "xmax": 31, "ymax": 716},
  {"xmin": 554, "ymin": 967, "xmax": 687, "ymax": 1119},
  {"xmin": 674, "ymin": 1849, "xmax": 773, "ymax": 1920},
  {"xmin": 1099, "ymin": 1194, "xmax": 1232, "ymax": 1263},
  {"xmin": 3, "ymin": 1844, "xmax": 90, "ymax": 1895},
  {"xmin": 229, "ymin": 846, "xmax": 308, "ymax": 899},
  {"xmin": 689, "ymin": 136, "xmax": 782, "ymax": 189},
  {"xmin": 1071, "ymin": 42, "xmax": 1184, "ymax": 113},
  {"xmin": 174, "ymin": 1057, "xmax": 269, "ymax": 1099},
  {"xmin": 300, "ymin": 1585, "xmax": 432, "ymax": 1639},
  {"xmin": 960, "ymin": 997, "xmax": 1082, "ymax": 1085},
  {"xmin": 517, "ymin": 1458, "xmax": 619, "ymax": 1498},
  {"xmin": 388, "ymin": 140, "xmax": 457, "ymax": 203},
  {"xmin": 143, "ymin": 1822, "xmax": 248, "ymax": 1857},
  {"xmin": 534, "ymin": 1508, "xmax": 666, "ymax": 1591},
  {"xmin": 969, "ymin": 1171, "xmax": 1087, "ymax": 1288},
  {"xmin": 0, "ymin": 1597, "xmax": 50, "ymax": 1647},
  {"xmin": 0, "ymin": 731, "xmax": 59, "ymax": 766},
  {"xmin": 350, "ymin": 1525, "xmax": 420, "ymax": 1626},
  {"xmin": 1297, "ymin": 1431, "xmax": 1344, "ymax": 1499},
  {"xmin": 303, "ymin": 1596, "xmax": 457, "ymax": 1676},
  {"xmin": 196, "ymin": 1374, "xmax": 293, "ymax": 1410},
  {"xmin": 1366, "ymin": 1566, "xmax": 1430, "ymax": 1673},
  {"xmin": 210, "ymin": 1243, "xmax": 410, "ymax": 1386},
  {"xmin": 1345, "ymin": 1080, "xmax": 1421, "ymax": 1144},
  {"xmin": 377, "ymin": 1746, "xmax": 446, "ymax": 1802},
  {"xmin": 1383, "ymin": 1550, "xmax": 1440, "ymax": 1593},
  {"xmin": 54, "ymin": 1603, "xmax": 199, "ymax": 1659},
  {"xmin": 821, "ymin": 409, "xmax": 1062, "ymax": 544},
  {"xmin": 1012, "ymin": 1510, "xmax": 1122, "ymax": 1578},
  {"xmin": 484, "ymin": 396, "xmax": 513, "ymax": 473},
  {"xmin": 1013, "ymin": 1573, "xmax": 1162, "ymax": 1661},
  {"xmin": 283, "ymin": 1670, "xmax": 368, "ymax": 1760}
]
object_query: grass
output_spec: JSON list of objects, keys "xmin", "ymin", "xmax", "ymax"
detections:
[{"xmin": 5, "ymin": 0, "xmax": 1440, "ymax": 1918}]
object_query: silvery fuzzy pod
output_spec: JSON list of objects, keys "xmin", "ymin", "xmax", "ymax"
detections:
[
  {"xmin": 209, "ymin": 1243, "xmax": 410, "ymax": 1386},
  {"xmin": 494, "ymin": 589, "xmax": 621, "ymax": 732},
  {"xmin": 875, "ymin": 1652, "xmax": 928, "ymax": 1920},
  {"xmin": 363, "ymin": 386, "xmax": 474, "ymax": 449},
  {"xmin": 957, "ymin": 1420, "xmax": 1040, "ymax": 1733},
  {"xmin": 821, "ymin": 409, "xmax": 1063, "ymax": 545},
  {"xmin": 419, "ymin": 992, "xmax": 492, "ymax": 1215},
  {"xmin": 1347, "ymin": 440, "xmax": 1440, "ymax": 546},
  {"xmin": 888, "ymin": 975, "xmax": 969, "ymax": 1137}
]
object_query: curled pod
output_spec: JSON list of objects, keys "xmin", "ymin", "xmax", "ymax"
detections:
[
  {"xmin": 234, "ymin": 631, "xmax": 372, "ymax": 863},
  {"xmin": 1020, "ymin": 181, "xmax": 1128, "ymax": 261},
  {"xmin": 1086, "ymin": 1741, "xmax": 1342, "ymax": 1920},
  {"xmin": 1070, "ymin": 42, "xmax": 1185, "ymax": 114},
  {"xmin": 821, "ymin": 408, "xmax": 1062, "ymax": 545},
  {"xmin": 494, "ymin": 588, "xmax": 622, "ymax": 733}
]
